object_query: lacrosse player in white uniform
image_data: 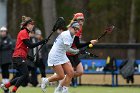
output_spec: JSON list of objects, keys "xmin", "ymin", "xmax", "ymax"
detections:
[{"xmin": 41, "ymin": 21, "xmax": 80, "ymax": 93}]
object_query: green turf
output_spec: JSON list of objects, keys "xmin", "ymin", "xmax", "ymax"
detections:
[{"xmin": 0, "ymin": 86, "xmax": 140, "ymax": 93}]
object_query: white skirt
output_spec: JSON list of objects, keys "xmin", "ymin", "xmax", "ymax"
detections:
[{"xmin": 47, "ymin": 53, "xmax": 70, "ymax": 66}]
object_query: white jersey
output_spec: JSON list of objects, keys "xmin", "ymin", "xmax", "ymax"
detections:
[{"xmin": 47, "ymin": 30, "xmax": 74, "ymax": 66}]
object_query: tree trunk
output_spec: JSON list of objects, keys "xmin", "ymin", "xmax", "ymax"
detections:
[
  {"xmin": 7, "ymin": 0, "xmax": 44, "ymax": 38},
  {"xmin": 127, "ymin": 0, "xmax": 136, "ymax": 60},
  {"xmin": 0, "ymin": 0, "xmax": 7, "ymax": 27},
  {"xmin": 42, "ymin": 0, "xmax": 56, "ymax": 44}
]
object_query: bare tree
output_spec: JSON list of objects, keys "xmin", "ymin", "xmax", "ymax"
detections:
[
  {"xmin": 7, "ymin": 0, "xmax": 44, "ymax": 38},
  {"xmin": 42, "ymin": 0, "xmax": 57, "ymax": 44},
  {"xmin": 127, "ymin": 0, "xmax": 136, "ymax": 60}
]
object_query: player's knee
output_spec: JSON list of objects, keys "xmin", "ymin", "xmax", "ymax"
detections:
[
  {"xmin": 77, "ymin": 71, "xmax": 83, "ymax": 76},
  {"xmin": 74, "ymin": 69, "xmax": 84, "ymax": 77},
  {"xmin": 67, "ymin": 70, "xmax": 74, "ymax": 78},
  {"xmin": 57, "ymin": 74, "xmax": 65, "ymax": 80}
]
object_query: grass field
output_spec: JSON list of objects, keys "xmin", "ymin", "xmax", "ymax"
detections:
[{"xmin": 0, "ymin": 86, "xmax": 140, "ymax": 93}]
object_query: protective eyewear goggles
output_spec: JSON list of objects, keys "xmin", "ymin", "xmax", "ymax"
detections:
[
  {"xmin": 76, "ymin": 19, "xmax": 84, "ymax": 22},
  {"xmin": 73, "ymin": 27, "xmax": 80, "ymax": 31}
]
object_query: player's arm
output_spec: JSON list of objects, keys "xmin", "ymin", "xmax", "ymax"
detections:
[
  {"xmin": 74, "ymin": 36, "xmax": 90, "ymax": 48},
  {"xmin": 75, "ymin": 36, "xmax": 98, "ymax": 48},
  {"xmin": 62, "ymin": 33, "xmax": 79, "ymax": 54},
  {"xmin": 23, "ymin": 39, "xmax": 46, "ymax": 48},
  {"xmin": 64, "ymin": 44, "xmax": 79, "ymax": 54}
]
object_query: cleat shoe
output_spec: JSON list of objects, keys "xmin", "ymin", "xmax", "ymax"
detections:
[
  {"xmin": 41, "ymin": 78, "xmax": 49, "ymax": 93},
  {"xmin": 62, "ymin": 86, "xmax": 69, "ymax": 93},
  {"xmin": 0, "ymin": 84, "xmax": 9, "ymax": 92},
  {"xmin": 4, "ymin": 90, "xmax": 10, "ymax": 93},
  {"xmin": 62, "ymin": 89, "xmax": 69, "ymax": 93},
  {"xmin": 54, "ymin": 87, "xmax": 63, "ymax": 93}
]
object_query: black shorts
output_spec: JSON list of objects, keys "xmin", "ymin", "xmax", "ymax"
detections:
[
  {"xmin": 12, "ymin": 57, "xmax": 29, "ymax": 75},
  {"xmin": 67, "ymin": 55, "xmax": 80, "ymax": 68}
]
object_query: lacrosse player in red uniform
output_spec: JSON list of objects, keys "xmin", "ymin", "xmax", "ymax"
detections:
[{"xmin": 0, "ymin": 16, "xmax": 47, "ymax": 93}]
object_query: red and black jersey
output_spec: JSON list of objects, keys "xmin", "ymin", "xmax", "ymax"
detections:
[
  {"xmin": 13, "ymin": 29, "xmax": 30, "ymax": 59},
  {"xmin": 66, "ymin": 27, "xmax": 90, "ymax": 56},
  {"xmin": 75, "ymin": 27, "xmax": 82, "ymax": 38}
]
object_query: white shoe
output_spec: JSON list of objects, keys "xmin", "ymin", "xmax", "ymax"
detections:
[
  {"xmin": 62, "ymin": 89, "xmax": 69, "ymax": 93},
  {"xmin": 54, "ymin": 86, "xmax": 63, "ymax": 93},
  {"xmin": 0, "ymin": 83, "xmax": 10, "ymax": 93},
  {"xmin": 41, "ymin": 78, "xmax": 49, "ymax": 93},
  {"xmin": 62, "ymin": 86, "xmax": 69, "ymax": 93}
]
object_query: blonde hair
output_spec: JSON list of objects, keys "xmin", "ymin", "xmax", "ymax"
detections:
[
  {"xmin": 22, "ymin": 16, "xmax": 32, "ymax": 23},
  {"xmin": 67, "ymin": 18, "xmax": 75, "ymax": 28},
  {"xmin": 20, "ymin": 16, "xmax": 33, "ymax": 29}
]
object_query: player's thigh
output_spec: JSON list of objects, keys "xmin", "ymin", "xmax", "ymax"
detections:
[
  {"xmin": 62, "ymin": 62, "xmax": 74, "ymax": 76},
  {"xmin": 52, "ymin": 65, "xmax": 65, "ymax": 77},
  {"xmin": 75, "ymin": 62, "xmax": 84, "ymax": 73}
]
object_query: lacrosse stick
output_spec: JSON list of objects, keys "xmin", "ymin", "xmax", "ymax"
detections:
[
  {"xmin": 97, "ymin": 25, "xmax": 115, "ymax": 41},
  {"xmin": 79, "ymin": 25, "xmax": 115, "ymax": 57},
  {"xmin": 27, "ymin": 17, "xmax": 66, "ymax": 61}
]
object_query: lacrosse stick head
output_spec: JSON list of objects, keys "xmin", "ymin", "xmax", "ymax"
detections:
[
  {"xmin": 52, "ymin": 17, "xmax": 67, "ymax": 32},
  {"xmin": 105, "ymin": 25, "xmax": 115, "ymax": 33},
  {"xmin": 97, "ymin": 25, "xmax": 115, "ymax": 40}
]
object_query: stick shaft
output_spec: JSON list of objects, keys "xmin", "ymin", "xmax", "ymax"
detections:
[
  {"xmin": 33, "ymin": 31, "xmax": 55, "ymax": 58},
  {"xmin": 97, "ymin": 31, "xmax": 107, "ymax": 40}
]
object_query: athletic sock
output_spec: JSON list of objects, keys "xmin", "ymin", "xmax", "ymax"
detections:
[
  {"xmin": 5, "ymin": 82, "xmax": 11, "ymax": 88},
  {"xmin": 58, "ymin": 82, "xmax": 63, "ymax": 88},
  {"xmin": 12, "ymin": 86, "xmax": 18, "ymax": 92}
]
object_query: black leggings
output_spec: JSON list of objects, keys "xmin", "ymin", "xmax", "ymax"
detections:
[
  {"xmin": 35, "ymin": 58, "xmax": 46, "ymax": 77},
  {"xmin": 1, "ymin": 63, "xmax": 10, "ymax": 78},
  {"xmin": 28, "ymin": 66, "xmax": 38, "ymax": 86},
  {"xmin": 10, "ymin": 57, "xmax": 29, "ymax": 88}
]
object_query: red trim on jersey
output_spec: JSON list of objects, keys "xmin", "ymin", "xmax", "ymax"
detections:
[
  {"xmin": 75, "ymin": 27, "xmax": 82, "ymax": 38},
  {"xmin": 12, "ymin": 29, "xmax": 30, "ymax": 59}
]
